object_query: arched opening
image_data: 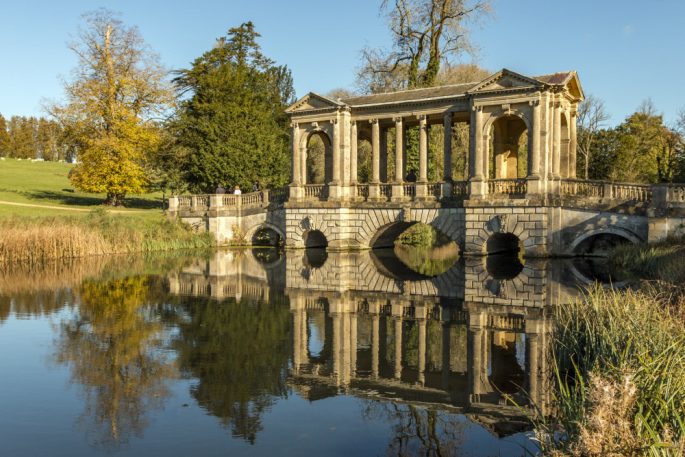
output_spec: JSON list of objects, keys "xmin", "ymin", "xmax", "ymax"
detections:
[
  {"xmin": 305, "ymin": 131, "xmax": 332, "ymax": 184},
  {"xmin": 303, "ymin": 229, "xmax": 328, "ymax": 249},
  {"xmin": 251, "ymin": 226, "xmax": 282, "ymax": 247},
  {"xmin": 489, "ymin": 115, "xmax": 528, "ymax": 179},
  {"xmin": 486, "ymin": 233, "xmax": 521, "ymax": 255},
  {"xmin": 573, "ymin": 232, "xmax": 634, "ymax": 257},
  {"xmin": 559, "ymin": 113, "xmax": 571, "ymax": 177}
]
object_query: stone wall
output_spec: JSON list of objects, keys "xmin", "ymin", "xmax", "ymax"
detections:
[{"xmin": 284, "ymin": 205, "xmax": 465, "ymax": 250}]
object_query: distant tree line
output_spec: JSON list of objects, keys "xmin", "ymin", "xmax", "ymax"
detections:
[{"xmin": 0, "ymin": 114, "xmax": 73, "ymax": 161}]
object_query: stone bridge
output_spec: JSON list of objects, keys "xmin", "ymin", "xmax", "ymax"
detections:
[{"xmin": 169, "ymin": 68, "xmax": 685, "ymax": 256}]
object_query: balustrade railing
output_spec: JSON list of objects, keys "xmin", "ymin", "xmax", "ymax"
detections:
[
  {"xmin": 241, "ymin": 192, "xmax": 263, "ymax": 207},
  {"xmin": 610, "ymin": 183, "xmax": 652, "ymax": 202},
  {"xmin": 488, "ymin": 179, "xmax": 527, "ymax": 196},
  {"xmin": 356, "ymin": 184, "xmax": 369, "ymax": 199},
  {"xmin": 222, "ymin": 194, "xmax": 239, "ymax": 207},
  {"xmin": 171, "ymin": 179, "xmax": 684, "ymax": 213},
  {"xmin": 451, "ymin": 181, "xmax": 468, "ymax": 198},
  {"xmin": 488, "ymin": 314, "xmax": 525, "ymax": 332},
  {"xmin": 303, "ymin": 184, "xmax": 327, "ymax": 199},
  {"xmin": 177, "ymin": 196, "xmax": 192, "ymax": 209},
  {"xmin": 559, "ymin": 179, "xmax": 604, "ymax": 198},
  {"xmin": 669, "ymin": 184, "xmax": 685, "ymax": 203}
]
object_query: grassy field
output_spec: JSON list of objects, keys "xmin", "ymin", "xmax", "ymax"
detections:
[
  {"xmin": 0, "ymin": 158, "xmax": 214, "ymax": 264},
  {"xmin": 0, "ymin": 157, "xmax": 164, "ymax": 217}
]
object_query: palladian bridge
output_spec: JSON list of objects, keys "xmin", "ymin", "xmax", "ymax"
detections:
[{"xmin": 169, "ymin": 69, "xmax": 685, "ymax": 255}]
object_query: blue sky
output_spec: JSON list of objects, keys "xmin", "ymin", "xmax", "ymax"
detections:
[{"xmin": 1, "ymin": 0, "xmax": 683, "ymax": 126}]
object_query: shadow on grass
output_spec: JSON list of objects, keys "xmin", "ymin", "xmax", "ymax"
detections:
[{"xmin": 22, "ymin": 190, "xmax": 163, "ymax": 209}]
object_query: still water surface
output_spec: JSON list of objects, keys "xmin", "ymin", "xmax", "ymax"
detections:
[{"xmin": 0, "ymin": 249, "xmax": 609, "ymax": 456}]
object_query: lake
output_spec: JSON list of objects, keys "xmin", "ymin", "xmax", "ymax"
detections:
[{"xmin": 0, "ymin": 248, "xmax": 612, "ymax": 456}]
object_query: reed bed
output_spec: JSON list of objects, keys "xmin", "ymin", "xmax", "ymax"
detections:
[
  {"xmin": 611, "ymin": 236, "xmax": 685, "ymax": 284},
  {"xmin": 541, "ymin": 285, "xmax": 685, "ymax": 456},
  {"xmin": 0, "ymin": 210, "xmax": 214, "ymax": 267}
]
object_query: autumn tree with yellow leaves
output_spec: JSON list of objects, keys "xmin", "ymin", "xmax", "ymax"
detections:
[{"xmin": 51, "ymin": 10, "xmax": 174, "ymax": 206}]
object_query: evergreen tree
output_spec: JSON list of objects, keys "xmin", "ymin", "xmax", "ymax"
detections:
[
  {"xmin": 0, "ymin": 114, "xmax": 10, "ymax": 156},
  {"xmin": 171, "ymin": 22, "xmax": 295, "ymax": 192}
]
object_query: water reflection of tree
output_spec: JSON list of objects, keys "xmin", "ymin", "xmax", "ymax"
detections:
[
  {"xmin": 55, "ymin": 276, "xmax": 175, "ymax": 449},
  {"xmin": 361, "ymin": 400, "xmax": 467, "ymax": 456},
  {"xmin": 171, "ymin": 297, "xmax": 291, "ymax": 444}
]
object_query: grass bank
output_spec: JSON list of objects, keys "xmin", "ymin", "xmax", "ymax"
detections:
[
  {"xmin": 0, "ymin": 209, "xmax": 214, "ymax": 267},
  {"xmin": 542, "ymin": 237, "xmax": 685, "ymax": 456}
]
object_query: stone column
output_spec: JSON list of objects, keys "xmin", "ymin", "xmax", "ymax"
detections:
[
  {"xmin": 442, "ymin": 323, "xmax": 451, "ymax": 390},
  {"xmin": 416, "ymin": 115, "xmax": 429, "ymax": 198},
  {"xmin": 443, "ymin": 112, "xmax": 453, "ymax": 181},
  {"xmin": 329, "ymin": 117, "xmax": 342, "ymax": 199},
  {"xmin": 350, "ymin": 312, "xmax": 357, "ymax": 378},
  {"xmin": 418, "ymin": 115, "xmax": 428, "ymax": 182},
  {"xmin": 332, "ymin": 312, "xmax": 341, "ymax": 385},
  {"xmin": 350, "ymin": 121, "xmax": 358, "ymax": 184},
  {"xmin": 569, "ymin": 110, "xmax": 578, "ymax": 178},
  {"xmin": 380, "ymin": 127, "xmax": 388, "ymax": 183},
  {"xmin": 372, "ymin": 314, "xmax": 380, "ymax": 379},
  {"xmin": 395, "ymin": 117, "xmax": 404, "ymax": 182},
  {"xmin": 527, "ymin": 332, "xmax": 540, "ymax": 408},
  {"xmin": 391, "ymin": 117, "xmax": 405, "ymax": 200},
  {"xmin": 394, "ymin": 317, "xmax": 403, "ymax": 380},
  {"xmin": 553, "ymin": 102, "xmax": 561, "ymax": 180},
  {"xmin": 527, "ymin": 100, "xmax": 542, "ymax": 195},
  {"xmin": 418, "ymin": 318, "xmax": 427, "ymax": 386},
  {"xmin": 469, "ymin": 106, "xmax": 486, "ymax": 197},
  {"xmin": 369, "ymin": 119, "xmax": 381, "ymax": 199},
  {"xmin": 291, "ymin": 122, "xmax": 301, "ymax": 184}
]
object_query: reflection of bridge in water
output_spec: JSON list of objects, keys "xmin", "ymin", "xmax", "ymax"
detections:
[{"xmin": 167, "ymin": 249, "xmax": 586, "ymax": 434}]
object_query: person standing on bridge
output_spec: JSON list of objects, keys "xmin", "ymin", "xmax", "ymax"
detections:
[
  {"xmin": 252, "ymin": 181, "xmax": 260, "ymax": 192},
  {"xmin": 215, "ymin": 184, "xmax": 226, "ymax": 194},
  {"xmin": 233, "ymin": 185, "xmax": 241, "ymax": 195}
]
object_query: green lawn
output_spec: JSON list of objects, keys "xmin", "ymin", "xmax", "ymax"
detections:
[{"xmin": 0, "ymin": 158, "xmax": 164, "ymax": 218}]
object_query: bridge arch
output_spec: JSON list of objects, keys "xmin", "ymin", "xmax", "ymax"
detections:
[
  {"xmin": 245, "ymin": 223, "xmax": 285, "ymax": 247},
  {"xmin": 570, "ymin": 227, "xmax": 641, "ymax": 256}
]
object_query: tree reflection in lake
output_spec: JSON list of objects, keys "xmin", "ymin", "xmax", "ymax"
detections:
[
  {"xmin": 170, "ymin": 295, "xmax": 291, "ymax": 444},
  {"xmin": 54, "ymin": 276, "xmax": 176, "ymax": 449}
]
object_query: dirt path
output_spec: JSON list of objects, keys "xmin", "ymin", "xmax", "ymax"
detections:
[{"xmin": 0, "ymin": 200, "xmax": 146, "ymax": 214}]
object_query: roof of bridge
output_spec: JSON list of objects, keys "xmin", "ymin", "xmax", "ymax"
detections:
[
  {"xmin": 341, "ymin": 70, "xmax": 577, "ymax": 107},
  {"xmin": 286, "ymin": 69, "xmax": 582, "ymax": 114}
]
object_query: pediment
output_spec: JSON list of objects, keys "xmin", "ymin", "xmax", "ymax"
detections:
[
  {"xmin": 467, "ymin": 69, "xmax": 543, "ymax": 94},
  {"xmin": 565, "ymin": 72, "xmax": 584, "ymax": 101},
  {"xmin": 285, "ymin": 92, "xmax": 346, "ymax": 113}
]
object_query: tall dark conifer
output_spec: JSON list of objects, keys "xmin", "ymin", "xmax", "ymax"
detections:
[{"xmin": 171, "ymin": 22, "xmax": 295, "ymax": 192}]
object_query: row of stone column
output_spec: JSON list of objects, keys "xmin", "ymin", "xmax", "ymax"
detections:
[
  {"xmin": 292, "ymin": 308, "xmax": 547, "ymax": 409},
  {"xmin": 291, "ymin": 113, "xmax": 457, "ymax": 187}
]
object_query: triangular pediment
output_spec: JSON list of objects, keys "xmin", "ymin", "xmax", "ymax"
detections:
[
  {"xmin": 467, "ymin": 69, "xmax": 544, "ymax": 94},
  {"xmin": 285, "ymin": 92, "xmax": 347, "ymax": 113},
  {"xmin": 565, "ymin": 72, "xmax": 584, "ymax": 101}
]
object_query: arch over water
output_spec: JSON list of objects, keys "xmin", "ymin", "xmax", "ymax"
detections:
[
  {"xmin": 486, "ymin": 233, "xmax": 521, "ymax": 255},
  {"xmin": 369, "ymin": 221, "xmax": 417, "ymax": 249},
  {"xmin": 303, "ymin": 229, "xmax": 328, "ymax": 249},
  {"xmin": 571, "ymin": 228, "xmax": 640, "ymax": 256}
]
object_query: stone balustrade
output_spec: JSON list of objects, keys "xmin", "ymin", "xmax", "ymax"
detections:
[
  {"xmin": 169, "ymin": 188, "xmax": 287, "ymax": 213},
  {"xmin": 487, "ymin": 178, "xmax": 528, "ymax": 196}
]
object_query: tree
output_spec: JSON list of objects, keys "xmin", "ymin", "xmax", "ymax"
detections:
[
  {"xmin": 51, "ymin": 10, "xmax": 174, "ymax": 206},
  {"xmin": 358, "ymin": 0, "xmax": 490, "ymax": 92},
  {"xmin": 0, "ymin": 114, "xmax": 10, "ymax": 156},
  {"xmin": 577, "ymin": 95, "xmax": 610, "ymax": 179},
  {"xmin": 172, "ymin": 22, "xmax": 295, "ymax": 193}
]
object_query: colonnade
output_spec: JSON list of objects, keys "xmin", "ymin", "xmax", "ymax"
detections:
[
  {"xmin": 290, "ymin": 299, "xmax": 550, "ymax": 411},
  {"xmin": 287, "ymin": 69, "xmax": 584, "ymax": 200}
]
